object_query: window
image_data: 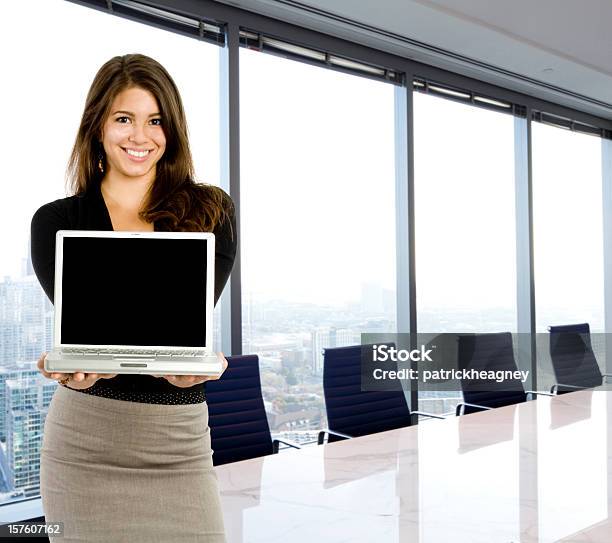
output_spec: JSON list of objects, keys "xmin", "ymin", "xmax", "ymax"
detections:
[
  {"xmin": 413, "ymin": 91, "xmax": 517, "ymax": 414},
  {"xmin": 240, "ymin": 48, "xmax": 397, "ymax": 442},
  {"xmin": 532, "ymin": 121, "xmax": 605, "ymax": 388}
]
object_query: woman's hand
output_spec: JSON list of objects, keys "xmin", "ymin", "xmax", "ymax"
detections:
[
  {"xmin": 37, "ymin": 352, "xmax": 118, "ymax": 390},
  {"xmin": 153, "ymin": 352, "xmax": 228, "ymax": 388}
]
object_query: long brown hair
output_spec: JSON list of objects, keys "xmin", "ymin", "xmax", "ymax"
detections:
[{"xmin": 66, "ymin": 53, "xmax": 234, "ymax": 236}]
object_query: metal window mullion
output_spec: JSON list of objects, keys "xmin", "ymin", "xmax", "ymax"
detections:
[
  {"xmin": 394, "ymin": 78, "xmax": 418, "ymax": 415},
  {"xmin": 514, "ymin": 112, "xmax": 537, "ymax": 391},
  {"xmin": 515, "ymin": 112, "xmax": 541, "ymax": 541},
  {"xmin": 219, "ymin": 22, "xmax": 242, "ymax": 356},
  {"xmin": 602, "ymin": 139, "xmax": 612, "ymax": 372},
  {"xmin": 394, "ymin": 84, "xmax": 412, "ymax": 335}
]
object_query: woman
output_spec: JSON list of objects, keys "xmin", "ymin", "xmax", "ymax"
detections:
[{"xmin": 31, "ymin": 54, "xmax": 236, "ymax": 542}]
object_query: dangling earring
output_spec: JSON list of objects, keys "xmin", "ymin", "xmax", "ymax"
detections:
[{"xmin": 98, "ymin": 152, "xmax": 104, "ymax": 174}]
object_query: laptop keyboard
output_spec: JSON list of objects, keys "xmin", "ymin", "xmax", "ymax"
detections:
[{"xmin": 59, "ymin": 348, "xmax": 204, "ymax": 358}]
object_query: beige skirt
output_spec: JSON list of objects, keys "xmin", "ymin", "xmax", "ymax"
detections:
[{"xmin": 40, "ymin": 384, "xmax": 226, "ymax": 543}]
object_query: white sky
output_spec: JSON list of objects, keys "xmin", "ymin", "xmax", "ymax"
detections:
[
  {"xmin": 0, "ymin": 0, "xmax": 219, "ymax": 276},
  {"xmin": 239, "ymin": 48, "xmax": 396, "ymax": 304},
  {"xmin": 0, "ymin": 0, "xmax": 605, "ymax": 325},
  {"xmin": 414, "ymin": 93, "xmax": 516, "ymax": 311}
]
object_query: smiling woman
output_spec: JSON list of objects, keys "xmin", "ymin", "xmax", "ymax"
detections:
[
  {"xmin": 99, "ymin": 86, "xmax": 167, "ymax": 230},
  {"xmin": 66, "ymin": 54, "xmax": 233, "ymax": 234},
  {"xmin": 29, "ymin": 53, "xmax": 236, "ymax": 542},
  {"xmin": 102, "ymin": 88, "xmax": 166, "ymax": 174},
  {"xmin": 102, "ymin": 87, "xmax": 166, "ymax": 172}
]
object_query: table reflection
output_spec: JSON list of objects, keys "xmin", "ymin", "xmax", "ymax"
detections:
[{"xmin": 216, "ymin": 390, "xmax": 612, "ymax": 542}]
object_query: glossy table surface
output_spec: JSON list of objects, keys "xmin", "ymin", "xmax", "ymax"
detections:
[{"xmin": 216, "ymin": 390, "xmax": 612, "ymax": 542}]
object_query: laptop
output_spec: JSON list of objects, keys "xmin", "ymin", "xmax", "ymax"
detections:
[{"xmin": 44, "ymin": 230, "xmax": 223, "ymax": 376}]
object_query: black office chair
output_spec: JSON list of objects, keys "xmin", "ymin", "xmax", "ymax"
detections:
[
  {"xmin": 318, "ymin": 343, "xmax": 445, "ymax": 445},
  {"xmin": 548, "ymin": 323, "xmax": 612, "ymax": 394},
  {"xmin": 205, "ymin": 354, "xmax": 300, "ymax": 466},
  {"xmin": 455, "ymin": 332, "xmax": 550, "ymax": 415}
]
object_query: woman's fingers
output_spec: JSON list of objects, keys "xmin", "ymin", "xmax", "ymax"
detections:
[
  {"xmin": 36, "ymin": 354, "xmax": 118, "ymax": 389},
  {"xmin": 65, "ymin": 373, "xmax": 100, "ymax": 390},
  {"xmin": 37, "ymin": 353, "xmax": 70, "ymax": 382},
  {"xmin": 201, "ymin": 353, "xmax": 228, "ymax": 382},
  {"xmin": 37, "ymin": 353, "xmax": 53, "ymax": 379},
  {"xmin": 36, "ymin": 353, "xmax": 46, "ymax": 369},
  {"xmin": 162, "ymin": 374, "xmax": 204, "ymax": 387},
  {"xmin": 164, "ymin": 353, "xmax": 230, "ymax": 386},
  {"xmin": 219, "ymin": 352, "xmax": 228, "ymax": 374},
  {"xmin": 42, "ymin": 350, "xmax": 229, "ymax": 388},
  {"xmin": 201, "ymin": 373, "xmax": 223, "ymax": 382}
]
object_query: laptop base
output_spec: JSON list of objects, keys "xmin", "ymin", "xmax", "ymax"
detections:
[{"xmin": 45, "ymin": 352, "xmax": 223, "ymax": 377}]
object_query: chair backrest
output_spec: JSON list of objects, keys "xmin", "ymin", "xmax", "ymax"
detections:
[
  {"xmin": 457, "ymin": 332, "xmax": 527, "ymax": 413},
  {"xmin": 204, "ymin": 354, "xmax": 274, "ymax": 466},
  {"xmin": 323, "ymin": 343, "xmax": 413, "ymax": 442},
  {"xmin": 548, "ymin": 323, "xmax": 603, "ymax": 391}
]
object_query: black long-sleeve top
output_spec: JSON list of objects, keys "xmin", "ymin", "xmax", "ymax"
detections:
[{"xmin": 30, "ymin": 181, "xmax": 237, "ymax": 404}]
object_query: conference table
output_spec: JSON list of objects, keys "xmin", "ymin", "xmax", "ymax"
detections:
[{"xmin": 215, "ymin": 389, "xmax": 612, "ymax": 542}]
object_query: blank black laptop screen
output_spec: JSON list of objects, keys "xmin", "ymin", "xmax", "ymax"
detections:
[{"xmin": 60, "ymin": 237, "xmax": 208, "ymax": 347}]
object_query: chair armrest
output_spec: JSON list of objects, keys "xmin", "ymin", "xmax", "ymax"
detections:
[
  {"xmin": 455, "ymin": 402, "xmax": 493, "ymax": 416},
  {"xmin": 410, "ymin": 410, "xmax": 447, "ymax": 420},
  {"xmin": 550, "ymin": 383, "xmax": 590, "ymax": 395},
  {"xmin": 272, "ymin": 438, "xmax": 302, "ymax": 454},
  {"xmin": 317, "ymin": 429, "xmax": 353, "ymax": 445},
  {"xmin": 525, "ymin": 390, "xmax": 555, "ymax": 399}
]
